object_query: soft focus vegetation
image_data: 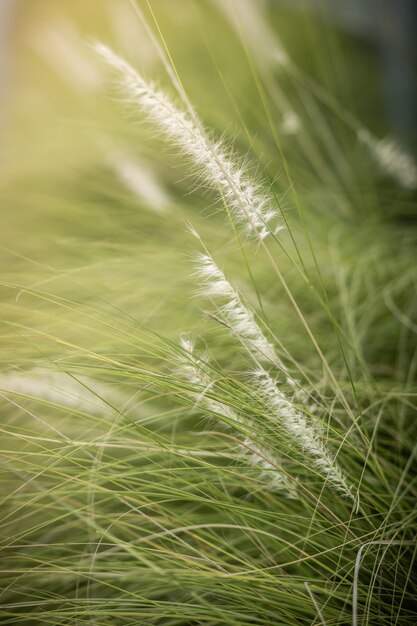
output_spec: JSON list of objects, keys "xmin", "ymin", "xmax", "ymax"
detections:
[{"xmin": 1, "ymin": 1, "xmax": 416, "ymax": 624}]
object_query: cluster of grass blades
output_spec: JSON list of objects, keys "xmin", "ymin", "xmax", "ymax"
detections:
[{"xmin": 1, "ymin": 1, "xmax": 416, "ymax": 624}]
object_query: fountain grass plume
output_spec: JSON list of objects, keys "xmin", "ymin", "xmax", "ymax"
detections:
[
  {"xmin": 94, "ymin": 42, "xmax": 281, "ymax": 239},
  {"xmin": 358, "ymin": 128, "xmax": 417, "ymax": 190},
  {"xmin": 253, "ymin": 367, "xmax": 356, "ymax": 506},
  {"xmin": 194, "ymin": 251, "xmax": 284, "ymax": 369},
  {"xmin": 179, "ymin": 336, "xmax": 296, "ymax": 494},
  {"xmin": 0, "ymin": 369, "xmax": 119, "ymax": 417}
]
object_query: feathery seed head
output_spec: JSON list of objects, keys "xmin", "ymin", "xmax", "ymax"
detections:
[
  {"xmin": 253, "ymin": 367, "xmax": 354, "ymax": 501},
  {"xmin": 95, "ymin": 42, "xmax": 282, "ymax": 239},
  {"xmin": 243, "ymin": 437, "xmax": 297, "ymax": 495},
  {"xmin": 0, "ymin": 369, "xmax": 118, "ymax": 417},
  {"xmin": 358, "ymin": 128, "xmax": 417, "ymax": 190},
  {"xmin": 178, "ymin": 339, "xmax": 295, "ymax": 495},
  {"xmin": 194, "ymin": 251, "xmax": 283, "ymax": 368}
]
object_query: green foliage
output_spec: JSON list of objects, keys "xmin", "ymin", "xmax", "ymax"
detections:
[{"xmin": 1, "ymin": 1, "xmax": 416, "ymax": 624}]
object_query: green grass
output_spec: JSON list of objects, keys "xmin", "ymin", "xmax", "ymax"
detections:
[{"xmin": 1, "ymin": 1, "xmax": 416, "ymax": 624}]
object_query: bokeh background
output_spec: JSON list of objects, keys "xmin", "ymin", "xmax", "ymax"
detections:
[{"xmin": 1, "ymin": 4, "xmax": 416, "ymax": 625}]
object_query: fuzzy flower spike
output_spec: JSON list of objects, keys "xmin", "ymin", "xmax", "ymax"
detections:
[
  {"xmin": 95, "ymin": 43, "xmax": 281, "ymax": 239},
  {"xmin": 194, "ymin": 251, "xmax": 286, "ymax": 371},
  {"xmin": 253, "ymin": 367, "xmax": 356, "ymax": 505},
  {"xmin": 178, "ymin": 337, "xmax": 296, "ymax": 495}
]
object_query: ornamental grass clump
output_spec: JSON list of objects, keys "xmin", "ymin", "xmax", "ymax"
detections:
[
  {"xmin": 1, "ymin": 4, "xmax": 416, "ymax": 626},
  {"xmin": 96, "ymin": 42, "xmax": 355, "ymax": 504}
]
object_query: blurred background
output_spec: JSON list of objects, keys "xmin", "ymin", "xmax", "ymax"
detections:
[
  {"xmin": 1, "ymin": 0, "xmax": 416, "ymax": 282},
  {"xmin": 2, "ymin": 0, "xmax": 416, "ymax": 170},
  {"xmin": 2, "ymin": 1, "xmax": 416, "ymax": 129}
]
